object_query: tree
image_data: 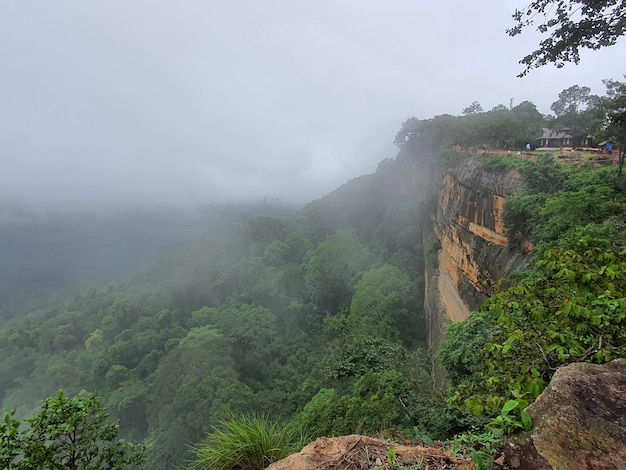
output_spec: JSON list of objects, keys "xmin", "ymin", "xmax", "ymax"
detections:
[
  {"xmin": 190, "ymin": 304, "xmax": 279, "ymax": 382},
  {"xmin": 303, "ymin": 229, "xmax": 374, "ymax": 315},
  {"xmin": 508, "ymin": 0, "xmax": 626, "ymax": 76},
  {"xmin": 509, "ymin": 101, "xmax": 546, "ymax": 148},
  {"xmin": 393, "ymin": 117, "xmax": 422, "ymax": 147},
  {"xmin": 347, "ymin": 264, "xmax": 423, "ymax": 346},
  {"xmin": 0, "ymin": 410, "xmax": 22, "ymax": 469},
  {"xmin": 145, "ymin": 327, "xmax": 253, "ymax": 470},
  {"xmin": 597, "ymin": 78, "xmax": 626, "ymax": 175},
  {"xmin": 491, "ymin": 104, "xmax": 509, "ymax": 112},
  {"xmin": 549, "ymin": 85, "xmax": 600, "ymax": 146},
  {"xmin": 551, "ymin": 85, "xmax": 591, "ymax": 116},
  {"xmin": 462, "ymin": 101, "xmax": 483, "ymax": 116},
  {"xmin": 2, "ymin": 391, "xmax": 144, "ymax": 470}
]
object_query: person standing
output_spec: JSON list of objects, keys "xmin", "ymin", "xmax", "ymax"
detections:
[{"xmin": 525, "ymin": 143, "xmax": 531, "ymax": 154}]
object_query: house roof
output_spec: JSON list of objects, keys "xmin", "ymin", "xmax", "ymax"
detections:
[{"xmin": 539, "ymin": 128, "xmax": 573, "ymax": 139}]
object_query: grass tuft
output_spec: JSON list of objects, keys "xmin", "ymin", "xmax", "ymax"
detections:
[{"xmin": 187, "ymin": 414, "xmax": 310, "ymax": 470}]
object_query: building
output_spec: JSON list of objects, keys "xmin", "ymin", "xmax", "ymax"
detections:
[{"xmin": 537, "ymin": 128, "xmax": 593, "ymax": 148}]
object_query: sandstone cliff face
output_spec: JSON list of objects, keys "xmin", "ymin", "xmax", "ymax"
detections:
[{"xmin": 425, "ymin": 158, "xmax": 531, "ymax": 347}]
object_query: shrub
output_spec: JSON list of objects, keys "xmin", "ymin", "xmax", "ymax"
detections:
[
  {"xmin": 187, "ymin": 415, "xmax": 310, "ymax": 470},
  {"xmin": 425, "ymin": 238, "xmax": 441, "ymax": 268},
  {"xmin": 474, "ymin": 155, "xmax": 521, "ymax": 172},
  {"xmin": 440, "ymin": 238, "xmax": 626, "ymax": 418},
  {"xmin": 1, "ymin": 391, "xmax": 144, "ymax": 470}
]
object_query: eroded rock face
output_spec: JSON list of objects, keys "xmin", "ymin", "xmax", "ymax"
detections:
[
  {"xmin": 426, "ymin": 158, "xmax": 531, "ymax": 347},
  {"xmin": 506, "ymin": 359, "xmax": 626, "ymax": 470}
]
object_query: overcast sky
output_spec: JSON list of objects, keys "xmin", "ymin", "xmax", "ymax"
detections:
[{"xmin": 1, "ymin": 1, "xmax": 625, "ymax": 213}]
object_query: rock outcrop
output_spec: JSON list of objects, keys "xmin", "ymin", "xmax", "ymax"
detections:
[
  {"xmin": 505, "ymin": 359, "xmax": 626, "ymax": 470},
  {"xmin": 425, "ymin": 158, "xmax": 531, "ymax": 347},
  {"xmin": 266, "ymin": 434, "xmax": 475, "ymax": 470}
]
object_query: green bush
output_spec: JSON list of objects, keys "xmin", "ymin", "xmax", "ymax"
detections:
[
  {"xmin": 503, "ymin": 164, "xmax": 626, "ymax": 249},
  {"xmin": 440, "ymin": 238, "xmax": 626, "ymax": 418},
  {"xmin": 187, "ymin": 415, "xmax": 310, "ymax": 470},
  {"xmin": 474, "ymin": 154, "xmax": 521, "ymax": 172},
  {"xmin": 1, "ymin": 391, "xmax": 144, "ymax": 470},
  {"xmin": 439, "ymin": 148, "xmax": 468, "ymax": 168},
  {"xmin": 517, "ymin": 154, "xmax": 565, "ymax": 193},
  {"xmin": 425, "ymin": 238, "xmax": 441, "ymax": 268}
]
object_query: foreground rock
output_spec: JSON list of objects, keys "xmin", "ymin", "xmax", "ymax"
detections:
[
  {"xmin": 266, "ymin": 434, "xmax": 475, "ymax": 470},
  {"xmin": 505, "ymin": 359, "xmax": 626, "ymax": 470}
]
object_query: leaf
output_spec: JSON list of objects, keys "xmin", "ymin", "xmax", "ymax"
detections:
[
  {"xmin": 521, "ymin": 411, "xmax": 533, "ymax": 431},
  {"xmin": 465, "ymin": 399, "xmax": 484, "ymax": 416},
  {"xmin": 524, "ymin": 380, "xmax": 545, "ymax": 399},
  {"xmin": 501, "ymin": 400, "xmax": 519, "ymax": 416}
]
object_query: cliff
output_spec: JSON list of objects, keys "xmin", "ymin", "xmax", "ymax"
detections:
[{"xmin": 425, "ymin": 158, "xmax": 531, "ymax": 348}]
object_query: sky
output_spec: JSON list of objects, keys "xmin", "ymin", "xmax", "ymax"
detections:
[{"xmin": 1, "ymin": 0, "xmax": 625, "ymax": 213}]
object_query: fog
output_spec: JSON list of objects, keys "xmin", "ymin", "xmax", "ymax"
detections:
[{"xmin": 2, "ymin": 0, "xmax": 626, "ymax": 213}]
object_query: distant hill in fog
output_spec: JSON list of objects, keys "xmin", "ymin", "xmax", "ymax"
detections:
[{"xmin": 0, "ymin": 202, "xmax": 296, "ymax": 324}]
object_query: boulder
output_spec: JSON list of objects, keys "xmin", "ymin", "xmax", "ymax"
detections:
[
  {"xmin": 506, "ymin": 359, "xmax": 626, "ymax": 470},
  {"xmin": 266, "ymin": 434, "xmax": 474, "ymax": 470}
]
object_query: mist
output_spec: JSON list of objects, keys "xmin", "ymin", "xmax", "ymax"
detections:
[{"xmin": 2, "ymin": 1, "xmax": 626, "ymax": 214}]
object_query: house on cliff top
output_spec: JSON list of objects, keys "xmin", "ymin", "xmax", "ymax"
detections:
[{"xmin": 537, "ymin": 127, "xmax": 593, "ymax": 149}]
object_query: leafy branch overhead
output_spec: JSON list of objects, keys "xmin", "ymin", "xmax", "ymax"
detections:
[{"xmin": 509, "ymin": 0, "xmax": 626, "ymax": 76}]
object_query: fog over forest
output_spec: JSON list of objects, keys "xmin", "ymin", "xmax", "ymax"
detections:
[
  {"xmin": 2, "ymin": 2, "xmax": 626, "ymax": 469},
  {"xmin": 2, "ymin": 1, "xmax": 626, "ymax": 214}
]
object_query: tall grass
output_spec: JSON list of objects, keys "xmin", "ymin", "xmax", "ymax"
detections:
[{"xmin": 186, "ymin": 415, "xmax": 310, "ymax": 470}]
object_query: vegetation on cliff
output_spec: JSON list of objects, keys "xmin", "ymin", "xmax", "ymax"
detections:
[
  {"xmin": 437, "ymin": 156, "xmax": 626, "ymax": 466},
  {"xmin": 0, "ymin": 150, "xmax": 439, "ymax": 469},
  {"xmin": 1, "ymin": 77, "xmax": 626, "ymax": 469}
]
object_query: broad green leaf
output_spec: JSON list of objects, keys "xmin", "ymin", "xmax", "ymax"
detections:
[
  {"xmin": 501, "ymin": 400, "xmax": 519, "ymax": 416},
  {"xmin": 521, "ymin": 411, "xmax": 533, "ymax": 431}
]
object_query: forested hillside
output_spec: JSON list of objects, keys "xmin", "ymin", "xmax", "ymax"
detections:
[
  {"xmin": 0, "ymin": 202, "xmax": 294, "ymax": 325},
  {"xmin": 0, "ymin": 146, "xmax": 437, "ymax": 469},
  {"xmin": 2, "ymin": 77, "xmax": 626, "ymax": 469}
]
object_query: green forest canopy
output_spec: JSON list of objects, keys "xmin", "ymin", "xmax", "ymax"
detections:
[{"xmin": 1, "ymin": 79, "xmax": 626, "ymax": 468}]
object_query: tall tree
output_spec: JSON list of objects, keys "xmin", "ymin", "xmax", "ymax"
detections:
[
  {"xmin": 508, "ymin": 0, "xmax": 626, "ymax": 76},
  {"xmin": 462, "ymin": 101, "xmax": 483, "ymax": 116},
  {"xmin": 347, "ymin": 264, "xmax": 423, "ymax": 346},
  {"xmin": 550, "ymin": 85, "xmax": 598, "ymax": 146},
  {"xmin": 303, "ymin": 229, "xmax": 374, "ymax": 315},
  {"xmin": 550, "ymin": 85, "xmax": 592, "ymax": 116},
  {"xmin": 393, "ymin": 117, "xmax": 422, "ymax": 148},
  {"xmin": 597, "ymin": 78, "xmax": 626, "ymax": 175},
  {"xmin": 145, "ymin": 327, "xmax": 252, "ymax": 470},
  {"xmin": 510, "ymin": 100, "xmax": 546, "ymax": 148}
]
